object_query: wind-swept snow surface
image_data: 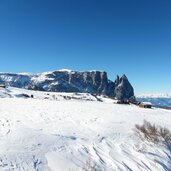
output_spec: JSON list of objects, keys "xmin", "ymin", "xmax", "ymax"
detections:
[{"xmin": 0, "ymin": 87, "xmax": 171, "ymax": 171}]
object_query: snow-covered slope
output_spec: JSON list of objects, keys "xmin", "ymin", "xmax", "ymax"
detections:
[
  {"xmin": 137, "ymin": 93, "xmax": 171, "ymax": 108},
  {"xmin": 0, "ymin": 87, "xmax": 114, "ymax": 102},
  {"xmin": 0, "ymin": 87, "xmax": 171, "ymax": 171}
]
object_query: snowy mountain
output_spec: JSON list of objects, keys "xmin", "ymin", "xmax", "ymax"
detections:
[
  {"xmin": 137, "ymin": 93, "xmax": 171, "ymax": 98},
  {"xmin": 0, "ymin": 87, "xmax": 171, "ymax": 171},
  {"xmin": 137, "ymin": 93, "xmax": 171, "ymax": 108},
  {"xmin": 0, "ymin": 70, "xmax": 134, "ymax": 100}
]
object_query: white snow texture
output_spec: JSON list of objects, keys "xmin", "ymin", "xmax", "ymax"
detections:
[{"xmin": 0, "ymin": 87, "xmax": 171, "ymax": 171}]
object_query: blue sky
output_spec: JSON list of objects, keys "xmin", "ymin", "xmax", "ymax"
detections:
[{"xmin": 0, "ymin": 0, "xmax": 170, "ymax": 94}]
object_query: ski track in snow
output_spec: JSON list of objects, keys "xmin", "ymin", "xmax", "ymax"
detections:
[{"xmin": 0, "ymin": 87, "xmax": 171, "ymax": 170}]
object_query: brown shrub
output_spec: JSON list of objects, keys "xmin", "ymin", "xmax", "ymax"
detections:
[
  {"xmin": 159, "ymin": 127, "xmax": 171, "ymax": 143},
  {"xmin": 82, "ymin": 160, "xmax": 98, "ymax": 171},
  {"xmin": 135, "ymin": 120, "xmax": 171, "ymax": 144}
]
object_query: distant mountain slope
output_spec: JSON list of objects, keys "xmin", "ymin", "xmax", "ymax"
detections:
[
  {"xmin": 136, "ymin": 93, "xmax": 171, "ymax": 108},
  {"xmin": 0, "ymin": 70, "xmax": 134, "ymax": 99}
]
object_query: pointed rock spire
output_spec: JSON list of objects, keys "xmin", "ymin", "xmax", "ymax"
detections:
[
  {"xmin": 114, "ymin": 74, "xmax": 134, "ymax": 100},
  {"xmin": 114, "ymin": 75, "xmax": 120, "ymax": 86}
]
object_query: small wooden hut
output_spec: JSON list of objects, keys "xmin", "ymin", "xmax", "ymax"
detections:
[
  {"xmin": 0, "ymin": 84, "xmax": 6, "ymax": 88},
  {"xmin": 139, "ymin": 102, "xmax": 152, "ymax": 108}
]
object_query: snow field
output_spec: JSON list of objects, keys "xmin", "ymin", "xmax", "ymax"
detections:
[{"xmin": 0, "ymin": 88, "xmax": 171, "ymax": 170}]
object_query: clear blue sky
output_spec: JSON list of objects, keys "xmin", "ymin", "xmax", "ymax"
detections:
[{"xmin": 0, "ymin": 0, "xmax": 170, "ymax": 94}]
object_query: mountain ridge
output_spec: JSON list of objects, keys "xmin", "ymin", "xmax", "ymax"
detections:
[
  {"xmin": 0, "ymin": 69, "xmax": 134, "ymax": 99},
  {"xmin": 136, "ymin": 93, "xmax": 171, "ymax": 108},
  {"xmin": 137, "ymin": 93, "xmax": 171, "ymax": 98}
]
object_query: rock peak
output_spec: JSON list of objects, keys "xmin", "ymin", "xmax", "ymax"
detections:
[
  {"xmin": 114, "ymin": 74, "xmax": 134, "ymax": 100},
  {"xmin": 121, "ymin": 74, "xmax": 127, "ymax": 80}
]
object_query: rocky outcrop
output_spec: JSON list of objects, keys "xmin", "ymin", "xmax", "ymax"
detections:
[
  {"xmin": 32, "ymin": 70, "xmax": 111, "ymax": 95},
  {"xmin": 0, "ymin": 73, "xmax": 33, "ymax": 88},
  {"xmin": 0, "ymin": 70, "xmax": 134, "ymax": 99},
  {"xmin": 114, "ymin": 74, "xmax": 134, "ymax": 100}
]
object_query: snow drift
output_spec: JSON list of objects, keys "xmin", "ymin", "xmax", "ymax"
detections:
[{"xmin": 0, "ymin": 87, "xmax": 171, "ymax": 171}]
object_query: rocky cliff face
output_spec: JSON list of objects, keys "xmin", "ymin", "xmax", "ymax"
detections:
[
  {"xmin": 0, "ymin": 70, "xmax": 134, "ymax": 99},
  {"xmin": 114, "ymin": 74, "xmax": 134, "ymax": 100}
]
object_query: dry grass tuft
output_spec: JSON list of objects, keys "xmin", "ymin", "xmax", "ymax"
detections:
[
  {"xmin": 135, "ymin": 120, "xmax": 171, "ymax": 144},
  {"xmin": 82, "ymin": 159, "xmax": 98, "ymax": 171}
]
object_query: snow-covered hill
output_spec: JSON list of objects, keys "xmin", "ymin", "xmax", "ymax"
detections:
[
  {"xmin": 0, "ymin": 87, "xmax": 114, "ymax": 103},
  {"xmin": 0, "ymin": 87, "xmax": 171, "ymax": 171},
  {"xmin": 137, "ymin": 93, "xmax": 171, "ymax": 108}
]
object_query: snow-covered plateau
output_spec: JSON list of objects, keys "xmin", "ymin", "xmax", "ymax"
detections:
[{"xmin": 0, "ymin": 87, "xmax": 171, "ymax": 171}]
